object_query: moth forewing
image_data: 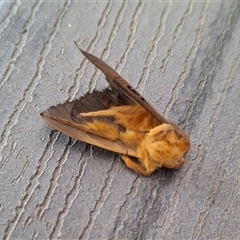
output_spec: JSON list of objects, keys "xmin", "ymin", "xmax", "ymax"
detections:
[
  {"xmin": 40, "ymin": 97, "xmax": 137, "ymax": 157},
  {"xmin": 74, "ymin": 41, "xmax": 168, "ymax": 124}
]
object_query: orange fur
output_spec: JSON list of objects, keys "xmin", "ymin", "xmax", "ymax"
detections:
[
  {"xmin": 79, "ymin": 104, "xmax": 190, "ymax": 176},
  {"xmin": 80, "ymin": 104, "xmax": 159, "ymax": 131}
]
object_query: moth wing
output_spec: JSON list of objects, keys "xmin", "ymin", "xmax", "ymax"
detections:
[
  {"xmin": 41, "ymin": 90, "xmax": 137, "ymax": 157},
  {"xmin": 74, "ymin": 42, "xmax": 167, "ymax": 124}
]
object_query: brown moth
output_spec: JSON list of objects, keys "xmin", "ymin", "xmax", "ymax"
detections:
[{"xmin": 41, "ymin": 42, "xmax": 190, "ymax": 176}]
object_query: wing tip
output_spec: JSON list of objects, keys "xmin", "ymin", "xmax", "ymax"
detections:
[
  {"xmin": 74, "ymin": 41, "xmax": 95, "ymax": 63},
  {"xmin": 74, "ymin": 41, "xmax": 85, "ymax": 54},
  {"xmin": 40, "ymin": 110, "xmax": 50, "ymax": 120}
]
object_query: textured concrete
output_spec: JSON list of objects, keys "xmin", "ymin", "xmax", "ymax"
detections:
[{"xmin": 1, "ymin": 1, "xmax": 240, "ymax": 239}]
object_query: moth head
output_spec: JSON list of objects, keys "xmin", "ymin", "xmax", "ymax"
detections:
[
  {"xmin": 161, "ymin": 154, "xmax": 186, "ymax": 169},
  {"xmin": 147, "ymin": 124, "xmax": 190, "ymax": 169},
  {"xmin": 163, "ymin": 131, "xmax": 190, "ymax": 169}
]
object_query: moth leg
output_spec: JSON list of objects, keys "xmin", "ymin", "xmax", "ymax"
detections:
[
  {"xmin": 120, "ymin": 155, "xmax": 154, "ymax": 176},
  {"xmin": 80, "ymin": 120, "xmax": 120, "ymax": 141},
  {"xmin": 148, "ymin": 123, "xmax": 173, "ymax": 139},
  {"xmin": 79, "ymin": 109, "xmax": 118, "ymax": 118}
]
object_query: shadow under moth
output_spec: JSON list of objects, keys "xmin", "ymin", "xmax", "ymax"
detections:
[{"xmin": 41, "ymin": 42, "xmax": 190, "ymax": 176}]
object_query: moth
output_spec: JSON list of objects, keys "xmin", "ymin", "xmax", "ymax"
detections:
[{"xmin": 41, "ymin": 42, "xmax": 190, "ymax": 176}]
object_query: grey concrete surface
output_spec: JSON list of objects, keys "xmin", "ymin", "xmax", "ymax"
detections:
[{"xmin": 1, "ymin": 1, "xmax": 240, "ymax": 239}]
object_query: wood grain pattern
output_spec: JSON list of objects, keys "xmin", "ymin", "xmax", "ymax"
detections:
[{"xmin": 0, "ymin": 1, "xmax": 240, "ymax": 239}]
